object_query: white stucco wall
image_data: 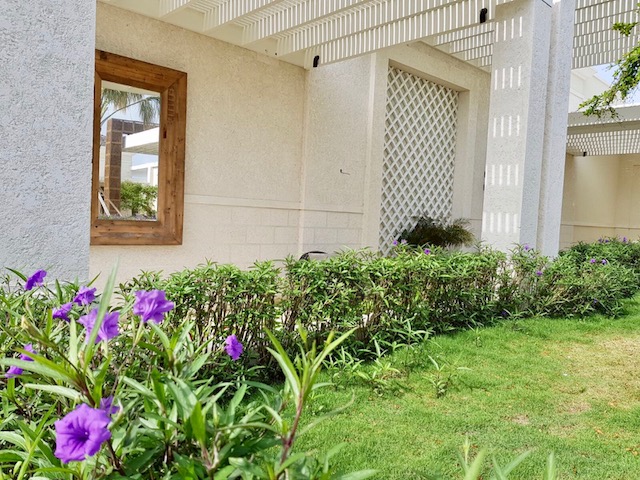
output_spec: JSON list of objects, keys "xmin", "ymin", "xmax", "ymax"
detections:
[
  {"xmin": 560, "ymin": 154, "xmax": 640, "ymax": 247},
  {"xmin": 0, "ymin": 1, "xmax": 95, "ymax": 280},
  {"xmin": 92, "ymin": 4, "xmax": 306, "ymax": 280},
  {"xmin": 300, "ymin": 43, "xmax": 490, "ymax": 254},
  {"xmin": 569, "ymin": 68, "xmax": 610, "ymax": 112},
  {"xmin": 91, "ymin": 4, "xmax": 491, "ymax": 282}
]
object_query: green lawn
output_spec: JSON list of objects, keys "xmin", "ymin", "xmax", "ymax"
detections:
[{"xmin": 298, "ymin": 296, "xmax": 640, "ymax": 479}]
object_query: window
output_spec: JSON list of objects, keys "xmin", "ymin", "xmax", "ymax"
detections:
[{"xmin": 91, "ymin": 50, "xmax": 187, "ymax": 245}]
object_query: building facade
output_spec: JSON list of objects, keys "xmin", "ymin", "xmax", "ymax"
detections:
[{"xmin": 1, "ymin": 0, "xmax": 638, "ymax": 281}]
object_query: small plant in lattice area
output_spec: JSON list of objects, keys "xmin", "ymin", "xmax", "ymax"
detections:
[{"xmin": 397, "ymin": 216, "xmax": 475, "ymax": 248}]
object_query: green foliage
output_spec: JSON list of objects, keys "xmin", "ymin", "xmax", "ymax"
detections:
[
  {"xmin": 0, "ymin": 268, "xmax": 373, "ymax": 480},
  {"xmin": 119, "ymin": 261, "xmax": 280, "ymax": 378},
  {"xmin": 580, "ymin": 15, "xmax": 640, "ymax": 117},
  {"xmin": 122, "ymin": 239, "xmax": 640, "ymax": 379},
  {"xmin": 101, "ymin": 89, "xmax": 160, "ymax": 127},
  {"xmin": 397, "ymin": 216, "xmax": 475, "ymax": 248},
  {"xmin": 119, "ymin": 181, "xmax": 158, "ymax": 218}
]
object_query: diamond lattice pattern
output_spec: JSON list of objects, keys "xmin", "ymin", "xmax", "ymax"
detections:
[{"xmin": 379, "ymin": 66, "xmax": 458, "ymax": 251}]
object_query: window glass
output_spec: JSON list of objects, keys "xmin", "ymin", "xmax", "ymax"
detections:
[{"xmin": 91, "ymin": 51, "xmax": 186, "ymax": 245}]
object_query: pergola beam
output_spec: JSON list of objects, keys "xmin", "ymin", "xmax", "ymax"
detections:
[
  {"xmin": 277, "ymin": 0, "xmax": 500, "ymax": 58},
  {"xmin": 204, "ymin": 0, "xmax": 285, "ymax": 32},
  {"xmin": 299, "ymin": 0, "xmax": 509, "ymax": 67},
  {"xmin": 243, "ymin": 0, "xmax": 369, "ymax": 44},
  {"xmin": 439, "ymin": 30, "xmax": 494, "ymax": 54},
  {"xmin": 159, "ymin": 0, "xmax": 194, "ymax": 17}
]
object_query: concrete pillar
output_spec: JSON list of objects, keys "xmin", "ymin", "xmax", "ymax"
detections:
[
  {"xmin": 482, "ymin": 0, "xmax": 554, "ymax": 250},
  {"xmin": 0, "ymin": 1, "xmax": 96, "ymax": 279},
  {"xmin": 537, "ymin": 0, "xmax": 576, "ymax": 256}
]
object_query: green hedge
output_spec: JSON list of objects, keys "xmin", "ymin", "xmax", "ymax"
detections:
[{"xmin": 117, "ymin": 239, "xmax": 640, "ymax": 372}]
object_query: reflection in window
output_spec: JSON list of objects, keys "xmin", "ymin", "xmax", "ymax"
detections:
[
  {"xmin": 92, "ymin": 50, "xmax": 186, "ymax": 245},
  {"xmin": 98, "ymin": 82, "xmax": 160, "ymax": 221}
]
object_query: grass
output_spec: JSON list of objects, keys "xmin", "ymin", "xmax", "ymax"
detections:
[{"xmin": 297, "ymin": 296, "xmax": 640, "ymax": 479}]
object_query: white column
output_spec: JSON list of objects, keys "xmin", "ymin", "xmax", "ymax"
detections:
[
  {"xmin": 0, "ymin": 1, "xmax": 95, "ymax": 279},
  {"xmin": 537, "ymin": 0, "xmax": 576, "ymax": 256},
  {"xmin": 481, "ymin": 0, "xmax": 553, "ymax": 250}
]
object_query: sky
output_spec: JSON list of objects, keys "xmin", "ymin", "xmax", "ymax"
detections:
[{"xmin": 593, "ymin": 63, "xmax": 640, "ymax": 105}]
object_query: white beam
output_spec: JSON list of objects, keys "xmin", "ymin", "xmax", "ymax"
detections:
[
  {"xmin": 574, "ymin": 0, "xmax": 637, "ymax": 22},
  {"xmin": 278, "ymin": 0, "xmax": 498, "ymax": 57},
  {"xmin": 433, "ymin": 22, "xmax": 493, "ymax": 45},
  {"xmin": 159, "ymin": 0, "xmax": 193, "ymax": 17},
  {"xmin": 204, "ymin": 0, "xmax": 285, "ymax": 31},
  {"xmin": 441, "ymin": 30, "xmax": 494, "ymax": 54},
  {"xmin": 243, "ymin": 0, "xmax": 369, "ymax": 44},
  {"xmin": 300, "ymin": 0, "xmax": 512, "ymax": 67}
]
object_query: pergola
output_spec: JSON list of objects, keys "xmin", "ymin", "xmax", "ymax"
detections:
[
  {"xmin": 568, "ymin": 105, "xmax": 640, "ymax": 156},
  {"xmin": 100, "ymin": 0, "xmax": 639, "ymax": 70}
]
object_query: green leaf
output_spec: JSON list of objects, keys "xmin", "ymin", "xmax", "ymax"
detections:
[
  {"xmin": 190, "ymin": 402, "xmax": 206, "ymax": 446},
  {"xmin": 23, "ymin": 384, "xmax": 81, "ymax": 401},
  {"xmin": 166, "ymin": 378, "xmax": 197, "ymax": 421},
  {"xmin": 265, "ymin": 329, "xmax": 300, "ymax": 400},
  {"xmin": 0, "ymin": 432, "xmax": 27, "ymax": 450},
  {"xmin": 0, "ymin": 357, "xmax": 75, "ymax": 384},
  {"xmin": 463, "ymin": 450, "xmax": 486, "ymax": 480},
  {"xmin": 84, "ymin": 262, "xmax": 118, "ymax": 371},
  {"xmin": 543, "ymin": 452, "xmax": 557, "ymax": 480},
  {"xmin": 122, "ymin": 376, "xmax": 155, "ymax": 399},
  {"xmin": 149, "ymin": 322, "xmax": 172, "ymax": 355}
]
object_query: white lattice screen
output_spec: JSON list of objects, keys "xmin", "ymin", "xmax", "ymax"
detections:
[{"xmin": 379, "ymin": 66, "xmax": 459, "ymax": 250}]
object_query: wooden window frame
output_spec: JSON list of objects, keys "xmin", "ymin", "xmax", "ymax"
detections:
[{"xmin": 91, "ymin": 50, "xmax": 187, "ymax": 245}]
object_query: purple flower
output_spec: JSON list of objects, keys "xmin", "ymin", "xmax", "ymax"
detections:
[
  {"xmin": 99, "ymin": 396, "xmax": 121, "ymax": 416},
  {"xmin": 133, "ymin": 290, "xmax": 175, "ymax": 324},
  {"xmin": 73, "ymin": 287, "xmax": 96, "ymax": 306},
  {"xmin": 393, "ymin": 240, "xmax": 398, "ymax": 246},
  {"xmin": 535, "ymin": 270, "xmax": 543, "ymax": 277},
  {"xmin": 25, "ymin": 270, "xmax": 46, "ymax": 291},
  {"xmin": 53, "ymin": 302, "xmax": 73, "ymax": 322},
  {"xmin": 590, "ymin": 258, "xmax": 597, "ymax": 264},
  {"xmin": 602, "ymin": 259, "xmax": 608, "ymax": 265},
  {"xmin": 400, "ymin": 239, "xmax": 407, "ymax": 245},
  {"xmin": 54, "ymin": 404, "xmax": 111, "ymax": 463},
  {"xmin": 5, "ymin": 344, "xmax": 35, "ymax": 378},
  {"xmin": 424, "ymin": 248, "xmax": 431, "ymax": 255},
  {"xmin": 523, "ymin": 244, "xmax": 530, "ymax": 251},
  {"xmin": 623, "ymin": 237, "xmax": 629, "ymax": 243},
  {"xmin": 78, "ymin": 308, "xmax": 119, "ymax": 343},
  {"xmin": 225, "ymin": 335, "xmax": 243, "ymax": 361},
  {"xmin": 500, "ymin": 310, "xmax": 509, "ymax": 318},
  {"xmin": 592, "ymin": 298, "xmax": 598, "ymax": 305}
]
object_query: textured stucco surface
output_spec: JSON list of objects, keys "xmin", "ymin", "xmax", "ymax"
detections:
[
  {"xmin": 482, "ymin": 0, "xmax": 553, "ymax": 251},
  {"xmin": 375, "ymin": 43, "xmax": 491, "ymax": 247},
  {"xmin": 91, "ymin": 4, "xmax": 491, "ymax": 283},
  {"xmin": 0, "ymin": 1, "xmax": 95, "ymax": 280},
  {"xmin": 561, "ymin": 154, "xmax": 640, "ymax": 247},
  {"xmin": 92, "ymin": 3, "xmax": 306, "ymax": 281}
]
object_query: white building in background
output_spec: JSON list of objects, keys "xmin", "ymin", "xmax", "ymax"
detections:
[{"xmin": 2, "ymin": 0, "xmax": 639, "ymax": 281}]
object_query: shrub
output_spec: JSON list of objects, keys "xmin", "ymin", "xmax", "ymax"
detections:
[
  {"xmin": 0, "ymin": 268, "xmax": 375, "ymax": 479},
  {"xmin": 120, "ymin": 181, "xmax": 158, "ymax": 218},
  {"xmin": 397, "ymin": 216, "xmax": 475, "ymax": 248},
  {"xmin": 560, "ymin": 237, "xmax": 640, "ymax": 287},
  {"xmin": 535, "ymin": 254, "xmax": 637, "ymax": 317},
  {"xmin": 119, "ymin": 261, "xmax": 280, "ymax": 379}
]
